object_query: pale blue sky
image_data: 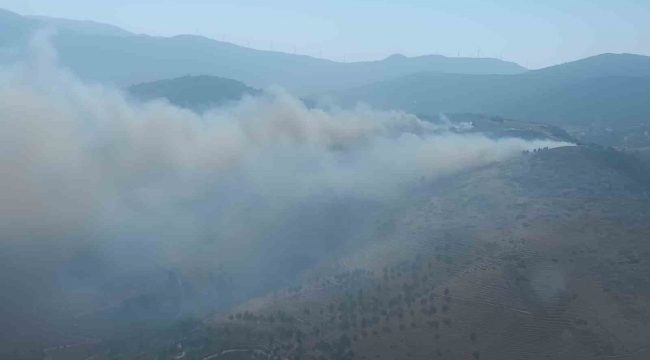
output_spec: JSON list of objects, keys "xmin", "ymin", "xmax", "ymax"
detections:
[{"xmin": 3, "ymin": 0, "xmax": 649, "ymax": 68}]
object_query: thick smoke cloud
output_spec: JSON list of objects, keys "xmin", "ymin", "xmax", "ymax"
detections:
[{"xmin": 0, "ymin": 35, "xmax": 571, "ymax": 341}]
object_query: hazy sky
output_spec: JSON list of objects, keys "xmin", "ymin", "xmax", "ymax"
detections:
[{"xmin": 3, "ymin": 0, "xmax": 649, "ymax": 69}]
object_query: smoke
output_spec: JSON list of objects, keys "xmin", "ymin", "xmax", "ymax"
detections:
[{"xmin": 0, "ymin": 35, "xmax": 572, "ymax": 341}]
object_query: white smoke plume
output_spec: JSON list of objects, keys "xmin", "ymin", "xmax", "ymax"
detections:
[{"xmin": 0, "ymin": 35, "xmax": 572, "ymax": 338}]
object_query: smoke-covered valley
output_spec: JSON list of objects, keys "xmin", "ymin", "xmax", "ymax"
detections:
[
  {"xmin": 3, "ymin": 17, "xmax": 650, "ymax": 360},
  {"xmin": 0, "ymin": 36, "xmax": 572, "ymax": 349}
]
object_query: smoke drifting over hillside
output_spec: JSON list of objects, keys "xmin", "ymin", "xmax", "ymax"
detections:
[{"xmin": 0, "ymin": 36, "xmax": 571, "ymax": 336}]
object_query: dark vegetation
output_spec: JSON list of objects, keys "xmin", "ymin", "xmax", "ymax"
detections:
[
  {"xmin": 45, "ymin": 260, "xmax": 470, "ymax": 360},
  {"xmin": 128, "ymin": 75, "xmax": 262, "ymax": 112}
]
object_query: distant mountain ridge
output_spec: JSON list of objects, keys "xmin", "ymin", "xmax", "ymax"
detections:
[
  {"xmin": 4, "ymin": 7, "xmax": 649, "ymax": 129},
  {"xmin": 527, "ymin": 53, "xmax": 650, "ymax": 80},
  {"xmin": 331, "ymin": 53, "xmax": 650, "ymax": 127},
  {"xmin": 0, "ymin": 7, "xmax": 526, "ymax": 95},
  {"xmin": 27, "ymin": 15, "xmax": 134, "ymax": 37}
]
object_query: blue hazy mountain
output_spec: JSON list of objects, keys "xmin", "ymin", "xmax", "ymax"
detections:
[
  {"xmin": 0, "ymin": 8, "xmax": 527, "ymax": 95},
  {"xmin": 27, "ymin": 15, "xmax": 134, "ymax": 37},
  {"xmin": 331, "ymin": 53, "xmax": 650, "ymax": 127}
]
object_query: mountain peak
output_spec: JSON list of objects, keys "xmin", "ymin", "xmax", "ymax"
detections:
[{"xmin": 384, "ymin": 53, "xmax": 409, "ymax": 61}]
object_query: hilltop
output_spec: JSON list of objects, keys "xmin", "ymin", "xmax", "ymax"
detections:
[
  {"xmin": 0, "ymin": 8, "xmax": 526, "ymax": 94},
  {"xmin": 127, "ymin": 75, "xmax": 261, "ymax": 112}
]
